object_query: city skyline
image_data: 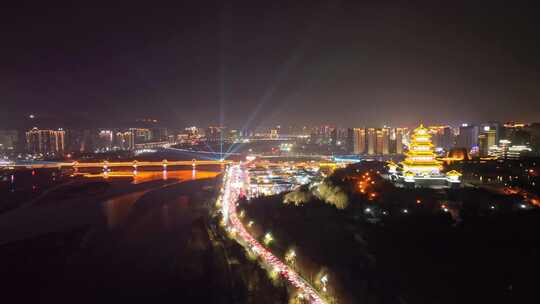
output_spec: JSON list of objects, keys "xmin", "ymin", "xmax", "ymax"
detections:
[{"xmin": 4, "ymin": 121, "xmax": 538, "ymax": 159}]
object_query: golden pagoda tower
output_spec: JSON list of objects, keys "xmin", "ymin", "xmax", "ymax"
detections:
[{"xmin": 400, "ymin": 124, "xmax": 442, "ymax": 176}]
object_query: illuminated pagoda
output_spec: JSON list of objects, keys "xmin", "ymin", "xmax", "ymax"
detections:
[
  {"xmin": 402, "ymin": 124, "xmax": 442, "ymax": 176},
  {"xmin": 388, "ymin": 124, "xmax": 461, "ymax": 188}
]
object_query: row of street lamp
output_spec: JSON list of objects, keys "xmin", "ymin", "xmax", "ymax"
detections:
[{"xmin": 220, "ymin": 165, "xmax": 330, "ymax": 303}]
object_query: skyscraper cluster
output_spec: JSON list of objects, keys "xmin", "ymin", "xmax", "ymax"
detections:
[{"xmin": 347, "ymin": 127, "xmax": 406, "ymax": 155}]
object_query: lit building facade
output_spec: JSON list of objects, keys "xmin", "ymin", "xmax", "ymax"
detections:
[
  {"xmin": 0, "ymin": 130, "xmax": 18, "ymax": 152},
  {"xmin": 393, "ymin": 128, "xmax": 406, "ymax": 154},
  {"xmin": 481, "ymin": 122, "xmax": 502, "ymax": 142},
  {"xmin": 456, "ymin": 124, "xmax": 479, "ymax": 152},
  {"xmin": 349, "ymin": 127, "xmax": 404, "ymax": 155},
  {"xmin": 205, "ymin": 126, "xmax": 224, "ymax": 143},
  {"xmin": 380, "ymin": 127, "xmax": 390, "ymax": 155},
  {"xmin": 270, "ymin": 129, "xmax": 279, "ymax": 139},
  {"xmin": 130, "ymin": 128, "xmax": 152, "ymax": 143},
  {"xmin": 488, "ymin": 139, "xmax": 533, "ymax": 159},
  {"xmin": 26, "ymin": 127, "xmax": 65, "ymax": 155},
  {"xmin": 150, "ymin": 127, "xmax": 169, "ymax": 142},
  {"xmin": 65, "ymin": 129, "xmax": 96, "ymax": 153},
  {"xmin": 478, "ymin": 126, "xmax": 497, "ymax": 157},
  {"xmin": 367, "ymin": 128, "xmax": 376, "ymax": 155},
  {"xmin": 97, "ymin": 130, "xmax": 114, "ymax": 151},
  {"xmin": 115, "ymin": 131, "xmax": 134, "ymax": 150},
  {"xmin": 352, "ymin": 128, "xmax": 366, "ymax": 154},
  {"xmin": 429, "ymin": 125, "xmax": 454, "ymax": 151}
]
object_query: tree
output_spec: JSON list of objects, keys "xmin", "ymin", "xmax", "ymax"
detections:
[
  {"xmin": 315, "ymin": 181, "xmax": 349, "ymax": 209},
  {"xmin": 284, "ymin": 190, "xmax": 313, "ymax": 206}
]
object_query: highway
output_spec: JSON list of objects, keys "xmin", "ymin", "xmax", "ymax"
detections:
[{"xmin": 219, "ymin": 164, "xmax": 326, "ymax": 304}]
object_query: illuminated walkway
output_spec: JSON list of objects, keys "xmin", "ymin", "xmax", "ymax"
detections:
[{"xmin": 220, "ymin": 165, "xmax": 325, "ymax": 304}]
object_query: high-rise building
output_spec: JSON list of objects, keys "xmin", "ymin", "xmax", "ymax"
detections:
[
  {"xmin": 502, "ymin": 122, "xmax": 528, "ymax": 145},
  {"xmin": 429, "ymin": 126, "xmax": 454, "ymax": 151},
  {"xmin": 206, "ymin": 126, "xmax": 224, "ymax": 143},
  {"xmin": 394, "ymin": 128, "xmax": 406, "ymax": 154},
  {"xmin": 478, "ymin": 133, "xmax": 488, "ymax": 157},
  {"xmin": 270, "ymin": 129, "xmax": 279, "ymax": 139},
  {"xmin": 367, "ymin": 128, "xmax": 376, "ymax": 155},
  {"xmin": 489, "ymin": 139, "xmax": 533, "ymax": 159},
  {"xmin": 319, "ymin": 125, "xmax": 333, "ymax": 142},
  {"xmin": 527, "ymin": 123, "xmax": 540, "ymax": 154},
  {"xmin": 130, "ymin": 128, "xmax": 152, "ymax": 143},
  {"xmin": 115, "ymin": 131, "xmax": 134, "ymax": 150},
  {"xmin": 503, "ymin": 123, "xmax": 531, "ymax": 146},
  {"xmin": 379, "ymin": 127, "xmax": 390, "ymax": 155},
  {"xmin": 0, "ymin": 130, "xmax": 18, "ymax": 152},
  {"xmin": 332, "ymin": 128, "xmax": 347, "ymax": 148},
  {"xmin": 478, "ymin": 126, "xmax": 497, "ymax": 157},
  {"xmin": 150, "ymin": 127, "xmax": 168, "ymax": 142},
  {"xmin": 64, "ymin": 129, "xmax": 99, "ymax": 153},
  {"xmin": 456, "ymin": 124, "xmax": 479, "ymax": 152},
  {"xmin": 309, "ymin": 125, "xmax": 334, "ymax": 145},
  {"xmin": 26, "ymin": 127, "xmax": 65, "ymax": 155},
  {"xmin": 227, "ymin": 129, "xmax": 240, "ymax": 142},
  {"xmin": 346, "ymin": 128, "xmax": 354, "ymax": 153},
  {"xmin": 352, "ymin": 128, "xmax": 366, "ymax": 154},
  {"xmin": 97, "ymin": 130, "xmax": 114, "ymax": 150},
  {"xmin": 481, "ymin": 122, "xmax": 502, "ymax": 143}
]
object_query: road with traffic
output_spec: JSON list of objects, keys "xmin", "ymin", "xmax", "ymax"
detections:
[{"xmin": 219, "ymin": 164, "xmax": 326, "ymax": 304}]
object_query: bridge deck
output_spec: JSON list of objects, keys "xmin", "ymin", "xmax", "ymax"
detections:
[{"xmin": 1, "ymin": 160, "xmax": 234, "ymax": 169}]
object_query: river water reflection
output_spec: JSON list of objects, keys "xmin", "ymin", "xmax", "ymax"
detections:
[
  {"xmin": 76, "ymin": 168, "xmax": 221, "ymax": 184},
  {"xmin": 0, "ymin": 168, "xmax": 221, "ymax": 244},
  {"xmin": 99, "ymin": 169, "xmax": 220, "ymax": 229}
]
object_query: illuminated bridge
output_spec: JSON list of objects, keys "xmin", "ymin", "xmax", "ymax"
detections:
[{"xmin": 0, "ymin": 159, "xmax": 234, "ymax": 170}]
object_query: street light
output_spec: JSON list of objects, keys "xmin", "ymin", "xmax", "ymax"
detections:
[
  {"xmin": 269, "ymin": 265, "xmax": 280, "ymax": 281},
  {"xmin": 320, "ymin": 274, "xmax": 328, "ymax": 292},
  {"xmin": 264, "ymin": 232, "xmax": 274, "ymax": 245},
  {"xmin": 228, "ymin": 227, "xmax": 237, "ymax": 237},
  {"xmin": 285, "ymin": 249, "xmax": 296, "ymax": 265}
]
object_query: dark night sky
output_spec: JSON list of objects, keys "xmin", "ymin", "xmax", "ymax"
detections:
[{"xmin": 1, "ymin": 1, "xmax": 539, "ymax": 129}]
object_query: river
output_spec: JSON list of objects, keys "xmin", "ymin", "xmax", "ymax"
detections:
[{"xmin": 0, "ymin": 168, "xmax": 244, "ymax": 302}]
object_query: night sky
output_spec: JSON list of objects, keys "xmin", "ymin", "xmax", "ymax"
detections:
[{"xmin": 1, "ymin": 1, "xmax": 539, "ymax": 129}]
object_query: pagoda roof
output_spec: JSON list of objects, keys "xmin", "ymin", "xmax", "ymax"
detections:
[
  {"xmin": 405, "ymin": 151, "xmax": 436, "ymax": 155},
  {"xmin": 413, "ymin": 123, "xmax": 429, "ymax": 134},
  {"xmin": 446, "ymin": 170, "xmax": 462, "ymax": 176},
  {"xmin": 404, "ymin": 171, "xmax": 415, "ymax": 177},
  {"xmin": 401, "ymin": 160, "xmax": 442, "ymax": 166},
  {"xmin": 386, "ymin": 160, "xmax": 398, "ymax": 166},
  {"xmin": 409, "ymin": 141, "xmax": 434, "ymax": 146}
]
